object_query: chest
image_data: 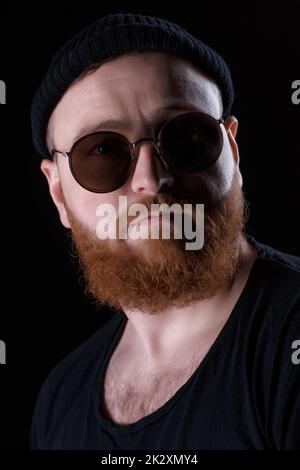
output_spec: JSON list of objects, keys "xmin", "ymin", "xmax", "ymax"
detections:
[{"xmin": 100, "ymin": 353, "xmax": 204, "ymax": 426}]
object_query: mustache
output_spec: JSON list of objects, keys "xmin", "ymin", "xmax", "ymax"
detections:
[{"xmin": 116, "ymin": 192, "xmax": 205, "ymax": 226}]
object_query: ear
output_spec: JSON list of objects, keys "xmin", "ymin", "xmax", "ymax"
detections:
[
  {"xmin": 40, "ymin": 158, "xmax": 71, "ymax": 228},
  {"xmin": 223, "ymin": 115, "xmax": 243, "ymax": 186}
]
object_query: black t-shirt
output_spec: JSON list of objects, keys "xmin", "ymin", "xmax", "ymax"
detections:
[{"xmin": 30, "ymin": 235, "xmax": 300, "ymax": 450}]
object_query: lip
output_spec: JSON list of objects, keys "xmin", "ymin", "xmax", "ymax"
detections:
[{"xmin": 131, "ymin": 213, "xmax": 163, "ymax": 226}]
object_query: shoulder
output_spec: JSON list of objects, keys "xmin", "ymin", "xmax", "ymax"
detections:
[
  {"xmin": 245, "ymin": 234, "xmax": 300, "ymax": 341},
  {"xmin": 244, "ymin": 236, "xmax": 300, "ymax": 448},
  {"xmin": 247, "ymin": 234, "xmax": 300, "ymax": 296},
  {"xmin": 44, "ymin": 311, "xmax": 124, "ymax": 389},
  {"xmin": 30, "ymin": 311, "xmax": 125, "ymax": 449}
]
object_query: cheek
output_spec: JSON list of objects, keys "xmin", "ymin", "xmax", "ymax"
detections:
[
  {"xmin": 58, "ymin": 157, "xmax": 121, "ymax": 232},
  {"xmin": 210, "ymin": 144, "xmax": 236, "ymax": 196}
]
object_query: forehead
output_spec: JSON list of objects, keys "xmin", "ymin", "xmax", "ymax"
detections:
[{"xmin": 47, "ymin": 52, "xmax": 222, "ymax": 149}]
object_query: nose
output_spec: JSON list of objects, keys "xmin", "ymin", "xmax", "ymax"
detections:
[{"xmin": 130, "ymin": 141, "xmax": 174, "ymax": 195}]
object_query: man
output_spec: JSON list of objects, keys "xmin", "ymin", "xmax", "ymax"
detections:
[{"xmin": 30, "ymin": 13, "xmax": 300, "ymax": 450}]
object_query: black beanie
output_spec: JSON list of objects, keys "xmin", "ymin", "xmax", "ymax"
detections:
[{"xmin": 31, "ymin": 13, "xmax": 234, "ymax": 158}]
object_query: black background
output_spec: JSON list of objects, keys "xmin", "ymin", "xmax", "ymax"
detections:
[{"xmin": 0, "ymin": 0, "xmax": 299, "ymax": 452}]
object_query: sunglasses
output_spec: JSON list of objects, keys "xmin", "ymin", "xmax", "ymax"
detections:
[{"xmin": 51, "ymin": 111, "xmax": 224, "ymax": 193}]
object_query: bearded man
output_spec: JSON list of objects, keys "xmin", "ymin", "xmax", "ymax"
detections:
[{"xmin": 30, "ymin": 13, "xmax": 300, "ymax": 450}]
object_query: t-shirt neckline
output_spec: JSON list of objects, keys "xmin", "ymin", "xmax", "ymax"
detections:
[{"xmin": 93, "ymin": 234, "xmax": 267, "ymax": 436}]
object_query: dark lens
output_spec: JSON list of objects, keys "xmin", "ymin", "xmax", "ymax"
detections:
[
  {"xmin": 161, "ymin": 113, "xmax": 223, "ymax": 172},
  {"xmin": 70, "ymin": 132, "xmax": 132, "ymax": 192}
]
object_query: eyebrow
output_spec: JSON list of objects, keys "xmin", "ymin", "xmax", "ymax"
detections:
[{"xmin": 72, "ymin": 103, "xmax": 200, "ymax": 143}]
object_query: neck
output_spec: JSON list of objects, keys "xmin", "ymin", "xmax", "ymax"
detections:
[{"xmin": 121, "ymin": 236, "xmax": 258, "ymax": 366}]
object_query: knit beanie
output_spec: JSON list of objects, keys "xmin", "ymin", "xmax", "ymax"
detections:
[{"xmin": 31, "ymin": 13, "xmax": 234, "ymax": 158}]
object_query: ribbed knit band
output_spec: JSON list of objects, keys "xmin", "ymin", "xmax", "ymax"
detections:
[{"xmin": 31, "ymin": 13, "xmax": 234, "ymax": 158}]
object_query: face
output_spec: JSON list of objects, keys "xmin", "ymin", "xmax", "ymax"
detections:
[{"xmin": 42, "ymin": 52, "xmax": 246, "ymax": 314}]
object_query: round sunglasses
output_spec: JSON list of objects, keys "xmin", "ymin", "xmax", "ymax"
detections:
[{"xmin": 51, "ymin": 111, "xmax": 224, "ymax": 193}]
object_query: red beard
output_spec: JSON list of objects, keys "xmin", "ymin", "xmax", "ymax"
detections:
[{"xmin": 64, "ymin": 170, "xmax": 248, "ymax": 314}]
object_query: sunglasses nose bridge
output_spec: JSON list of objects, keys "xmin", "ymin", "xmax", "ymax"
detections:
[{"xmin": 131, "ymin": 137, "xmax": 168, "ymax": 170}]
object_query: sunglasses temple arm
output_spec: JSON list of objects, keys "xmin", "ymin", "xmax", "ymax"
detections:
[{"xmin": 51, "ymin": 149, "xmax": 70, "ymax": 160}]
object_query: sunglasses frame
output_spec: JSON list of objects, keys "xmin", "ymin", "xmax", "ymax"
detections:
[{"xmin": 51, "ymin": 111, "xmax": 224, "ymax": 193}]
